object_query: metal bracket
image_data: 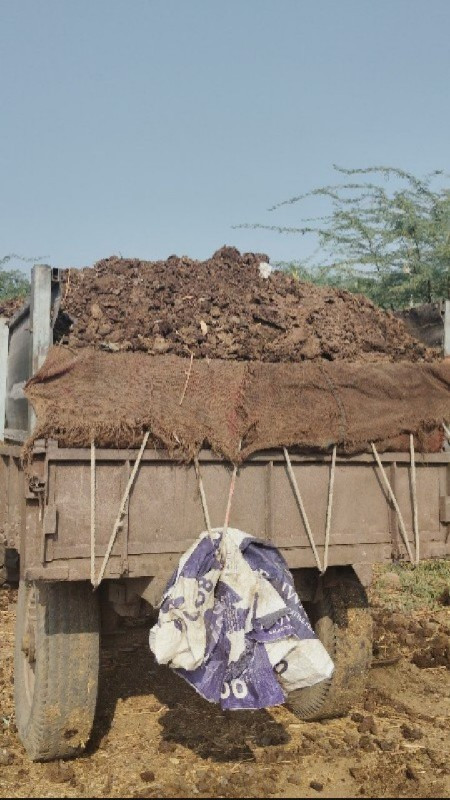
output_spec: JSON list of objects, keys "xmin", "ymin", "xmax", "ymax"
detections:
[
  {"xmin": 439, "ymin": 496, "xmax": 450, "ymax": 523},
  {"xmin": 26, "ymin": 475, "xmax": 46, "ymax": 500},
  {"xmin": 41, "ymin": 504, "xmax": 57, "ymax": 563}
]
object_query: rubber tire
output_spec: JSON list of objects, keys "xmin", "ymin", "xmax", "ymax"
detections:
[
  {"xmin": 287, "ymin": 574, "xmax": 372, "ymax": 721},
  {"xmin": 14, "ymin": 580, "xmax": 100, "ymax": 761}
]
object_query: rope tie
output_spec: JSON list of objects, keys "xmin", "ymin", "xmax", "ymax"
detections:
[
  {"xmin": 90, "ymin": 440, "xmax": 96, "ymax": 586},
  {"xmin": 195, "ymin": 443, "xmax": 241, "ymax": 536},
  {"xmin": 195, "ymin": 447, "xmax": 241, "ymax": 575},
  {"xmin": 323, "ymin": 445, "xmax": 337, "ymax": 573},
  {"xmin": 92, "ymin": 431, "xmax": 150, "ymax": 588},
  {"xmin": 283, "ymin": 447, "xmax": 323, "ymax": 573},
  {"xmin": 179, "ymin": 352, "xmax": 194, "ymax": 406},
  {"xmin": 371, "ymin": 442, "xmax": 414, "ymax": 563},
  {"xmin": 223, "ymin": 457, "xmax": 240, "ymax": 535},
  {"xmin": 222, "ymin": 446, "xmax": 242, "ymax": 573},
  {"xmin": 194, "ymin": 456, "xmax": 213, "ymax": 537}
]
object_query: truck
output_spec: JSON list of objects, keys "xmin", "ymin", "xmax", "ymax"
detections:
[{"xmin": 1, "ymin": 265, "xmax": 450, "ymax": 761}]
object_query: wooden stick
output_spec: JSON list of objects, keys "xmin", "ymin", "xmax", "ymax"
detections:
[
  {"xmin": 410, "ymin": 434, "xmax": 419, "ymax": 565},
  {"xmin": 323, "ymin": 445, "xmax": 337, "ymax": 573},
  {"xmin": 371, "ymin": 442, "xmax": 414, "ymax": 563},
  {"xmin": 95, "ymin": 431, "xmax": 150, "ymax": 587},
  {"xmin": 194, "ymin": 456, "xmax": 213, "ymax": 535},
  {"xmin": 90, "ymin": 440, "xmax": 96, "ymax": 586},
  {"xmin": 284, "ymin": 447, "xmax": 322, "ymax": 572},
  {"xmin": 179, "ymin": 352, "xmax": 194, "ymax": 405}
]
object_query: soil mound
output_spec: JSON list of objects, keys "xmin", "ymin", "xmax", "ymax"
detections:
[
  {"xmin": 59, "ymin": 247, "xmax": 435, "ymax": 363},
  {"xmin": 0, "ymin": 296, "xmax": 26, "ymax": 320}
]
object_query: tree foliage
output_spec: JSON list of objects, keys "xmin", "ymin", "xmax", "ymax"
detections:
[
  {"xmin": 0, "ymin": 255, "xmax": 32, "ymax": 301},
  {"xmin": 239, "ymin": 166, "xmax": 450, "ymax": 308}
]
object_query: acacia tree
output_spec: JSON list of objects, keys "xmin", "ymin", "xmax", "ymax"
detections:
[
  {"xmin": 0, "ymin": 254, "xmax": 32, "ymax": 300},
  {"xmin": 239, "ymin": 166, "xmax": 450, "ymax": 308}
]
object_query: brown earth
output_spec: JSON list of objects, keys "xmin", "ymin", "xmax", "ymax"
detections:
[
  {"xmin": 58, "ymin": 247, "xmax": 436, "ymax": 363},
  {"xmin": 0, "ymin": 296, "xmax": 26, "ymax": 320},
  {"xmin": 0, "ymin": 587, "xmax": 448, "ymax": 799}
]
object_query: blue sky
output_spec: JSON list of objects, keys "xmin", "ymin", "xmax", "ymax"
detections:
[{"xmin": 1, "ymin": 0, "xmax": 449, "ymax": 273}]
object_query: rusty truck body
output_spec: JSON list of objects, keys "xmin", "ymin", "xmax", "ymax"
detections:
[{"xmin": 1, "ymin": 266, "xmax": 449, "ymax": 761}]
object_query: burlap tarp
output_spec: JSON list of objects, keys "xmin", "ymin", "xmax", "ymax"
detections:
[{"xmin": 25, "ymin": 347, "xmax": 450, "ymax": 461}]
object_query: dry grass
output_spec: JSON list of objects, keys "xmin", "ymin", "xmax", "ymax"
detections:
[{"xmin": 371, "ymin": 559, "xmax": 450, "ymax": 612}]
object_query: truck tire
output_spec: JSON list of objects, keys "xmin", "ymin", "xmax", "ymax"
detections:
[
  {"xmin": 288, "ymin": 573, "xmax": 372, "ymax": 721},
  {"xmin": 14, "ymin": 580, "xmax": 100, "ymax": 761},
  {"xmin": 1, "ymin": 546, "xmax": 19, "ymax": 587}
]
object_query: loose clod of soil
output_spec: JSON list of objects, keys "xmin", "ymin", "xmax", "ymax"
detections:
[
  {"xmin": 0, "ymin": 296, "xmax": 26, "ymax": 320},
  {"xmin": 57, "ymin": 247, "xmax": 436, "ymax": 363},
  {"xmin": 372, "ymin": 608, "xmax": 449, "ymax": 669}
]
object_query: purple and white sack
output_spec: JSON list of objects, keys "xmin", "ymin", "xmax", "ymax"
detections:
[{"xmin": 149, "ymin": 528, "xmax": 334, "ymax": 710}]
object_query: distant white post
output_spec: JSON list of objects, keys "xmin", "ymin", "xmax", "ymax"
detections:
[
  {"xmin": 0, "ymin": 318, "xmax": 8, "ymax": 441},
  {"xmin": 444, "ymin": 300, "xmax": 450, "ymax": 358}
]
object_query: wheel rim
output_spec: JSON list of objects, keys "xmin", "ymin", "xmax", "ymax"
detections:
[{"xmin": 21, "ymin": 585, "xmax": 37, "ymax": 707}]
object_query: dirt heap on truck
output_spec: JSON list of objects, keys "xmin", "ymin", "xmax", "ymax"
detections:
[
  {"xmin": 0, "ymin": 295, "xmax": 26, "ymax": 320},
  {"xmin": 24, "ymin": 247, "xmax": 449, "ymax": 460},
  {"xmin": 58, "ymin": 246, "xmax": 434, "ymax": 363}
]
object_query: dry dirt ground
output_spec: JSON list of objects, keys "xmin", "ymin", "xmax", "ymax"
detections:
[{"xmin": 0, "ymin": 571, "xmax": 449, "ymax": 800}]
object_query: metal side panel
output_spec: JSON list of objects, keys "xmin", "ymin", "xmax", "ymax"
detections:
[
  {"xmin": 22, "ymin": 450, "xmax": 450, "ymax": 581},
  {"xmin": 0, "ymin": 450, "xmax": 25, "ymax": 550}
]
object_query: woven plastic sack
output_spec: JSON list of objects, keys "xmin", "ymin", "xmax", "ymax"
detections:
[{"xmin": 149, "ymin": 528, "xmax": 334, "ymax": 710}]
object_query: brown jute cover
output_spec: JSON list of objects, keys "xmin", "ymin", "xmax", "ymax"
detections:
[{"xmin": 25, "ymin": 347, "xmax": 450, "ymax": 461}]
